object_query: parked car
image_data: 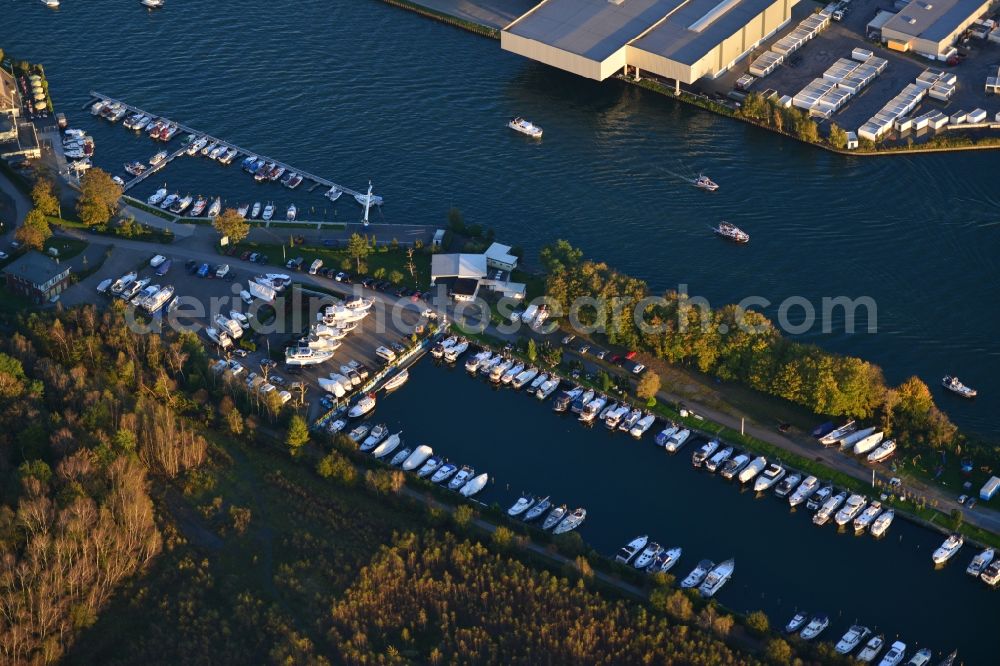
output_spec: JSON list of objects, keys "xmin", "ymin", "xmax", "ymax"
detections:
[
  {"xmin": 631, "ymin": 364, "xmax": 646, "ymax": 375},
  {"xmin": 248, "ymin": 253, "xmax": 259, "ymax": 263},
  {"xmin": 625, "ymin": 351, "xmax": 637, "ymax": 360},
  {"xmin": 240, "ymin": 251, "xmax": 251, "ymax": 261},
  {"xmin": 0, "ymin": 251, "xmax": 8, "ymax": 260},
  {"xmin": 197, "ymin": 263, "xmax": 210, "ymax": 277},
  {"xmin": 562, "ymin": 334, "xmax": 576, "ymax": 345},
  {"xmin": 232, "ymin": 349, "xmax": 248, "ymax": 358}
]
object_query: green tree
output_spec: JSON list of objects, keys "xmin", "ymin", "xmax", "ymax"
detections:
[
  {"xmin": 635, "ymin": 370, "xmax": 660, "ymax": 404},
  {"xmin": 746, "ymin": 610, "xmax": 770, "ymax": 636},
  {"xmin": 76, "ymin": 168, "xmax": 122, "ymax": 226},
  {"xmin": 388, "ymin": 270, "xmax": 404, "ymax": 285},
  {"xmin": 31, "ymin": 178, "xmax": 59, "ymax": 217},
  {"xmin": 453, "ymin": 504, "xmax": 475, "ymax": 528},
  {"xmin": 317, "ymin": 451, "xmax": 357, "ymax": 485},
  {"xmin": 764, "ymin": 638, "xmax": 793, "ymax": 665},
  {"xmin": 213, "ymin": 208, "xmax": 249, "ymax": 244},
  {"xmin": 828, "ymin": 122, "xmax": 848, "ymax": 149},
  {"xmin": 285, "ymin": 414, "xmax": 309, "ymax": 456},
  {"xmin": 526, "ymin": 338, "xmax": 537, "ymax": 363},
  {"xmin": 15, "ymin": 209, "xmax": 52, "ymax": 251},
  {"xmin": 491, "ymin": 526, "xmax": 515, "ymax": 550},
  {"xmin": 447, "ymin": 207, "xmax": 465, "ymax": 233},
  {"xmin": 346, "ymin": 233, "xmax": 370, "ymax": 272},
  {"xmin": 539, "ymin": 239, "xmax": 583, "ymax": 273}
]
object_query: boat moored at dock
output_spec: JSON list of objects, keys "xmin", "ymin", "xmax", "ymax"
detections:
[
  {"xmin": 698, "ymin": 558, "xmax": 734, "ymax": 597},
  {"xmin": 932, "ymin": 534, "xmax": 964, "ymax": 565}
]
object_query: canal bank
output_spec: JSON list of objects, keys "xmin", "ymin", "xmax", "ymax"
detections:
[{"xmin": 363, "ymin": 356, "xmax": 993, "ymax": 664}]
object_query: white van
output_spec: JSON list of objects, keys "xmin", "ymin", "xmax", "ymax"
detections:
[
  {"xmin": 308, "ymin": 259, "xmax": 323, "ymax": 275},
  {"xmin": 215, "ymin": 263, "xmax": 230, "ymax": 279}
]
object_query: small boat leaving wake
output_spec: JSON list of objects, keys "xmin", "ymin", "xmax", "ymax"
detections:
[
  {"xmin": 714, "ymin": 222, "xmax": 749, "ymax": 243},
  {"xmin": 692, "ymin": 174, "xmax": 719, "ymax": 191}
]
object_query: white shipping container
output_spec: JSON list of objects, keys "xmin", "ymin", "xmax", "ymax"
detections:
[
  {"xmin": 852, "ymin": 47, "xmax": 874, "ymax": 61},
  {"xmin": 981, "ymin": 476, "xmax": 1000, "ymax": 501},
  {"xmin": 950, "ymin": 111, "xmax": 967, "ymax": 124},
  {"xmin": 967, "ymin": 108, "xmax": 987, "ymax": 123}
]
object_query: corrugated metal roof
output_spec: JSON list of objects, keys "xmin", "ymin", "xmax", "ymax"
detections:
[{"xmin": 883, "ymin": 0, "xmax": 987, "ymax": 42}]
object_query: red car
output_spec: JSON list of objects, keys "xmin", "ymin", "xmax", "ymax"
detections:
[{"xmin": 625, "ymin": 351, "xmax": 637, "ymax": 360}]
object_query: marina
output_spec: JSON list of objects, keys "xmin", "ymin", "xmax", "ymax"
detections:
[
  {"xmin": 359, "ymin": 354, "xmax": 995, "ymax": 662},
  {"xmin": 85, "ymin": 92, "xmax": 368, "ymax": 202}
]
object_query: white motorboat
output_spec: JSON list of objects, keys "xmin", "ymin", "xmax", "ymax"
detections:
[
  {"xmin": 652, "ymin": 547, "xmax": 682, "ymax": 573},
  {"xmin": 250, "ymin": 201, "xmax": 261, "ymax": 218},
  {"xmin": 262, "ymin": 202, "xmax": 274, "ymax": 221},
  {"xmin": 489, "ymin": 359, "xmax": 513, "ymax": 382},
  {"xmin": 664, "ymin": 429, "xmax": 691, "ymax": 453},
  {"xmin": 654, "ymin": 424, "xmax": 677, "ymax": 446},
  {"xmin": 96, "ymin": 278, "xmax": 113, "ymax": 294},
  {"xmin": 110, "ymin": 271, "xmax": 138, "ymax": 294},
  {"xmin": 325, "ymin": 186, "xmax": 342, "ymax": 202},
  {"xmin": 578, "ymin": 395, "xmax": 607, "ymax": 423},
  {"xmin": 630, "ymin": 414, "xmax": 656, "ymax": 439},
  {"xmin": 372, "ymin": 432, "xmax": 402, "ymax": 459},
  {"xmin": 327, "ymin": 418, "xmax": 347, "ymax": 434},
  {"xmin": 867, "ymin": 440, "xmax": 897, "ymax": 463},
  {"xmin": 738, "ymin": 456, "xmax": 767, "ymax": 484},
  {"xmin": 542, "ymin": 504, "xmax": 568, "ymax": 530},
  {"xmin": 149, "ymin": 150, "xmax": 168, "ymax": 167},
  {"xmin": 523, "ymin": 496, "xmax": 551, "ymax": 522},
  {"xmin": 878, "ymin": 641, "xmax": 907, "ymax": 666},
  {"xmin": 444, "ymin": 340, "xmax": 470, "ymax": 363},
  {"xmin": 360, "ymin": 424, "xmax": 387, "ymax": 451},
  {"xmin": 160, "ymin": 193, "xmax": 179, "ymax": 209},
  {"xmin": 784, "ymin": 611, "xmax": 809, "ymax": 634},
  {"xmin": 348, "ymin": 394, "xmax": 377, "ymax": 418},
  {"xmin": 383, "ymin": 369, "xmax": 409, "ymax": 392},
  {"xmin": 431, "ymin": 463, "xmax": 458, "ymax": 484},
  {"xmin": 460, "ymin": 473, "xmax": 488, "ymax": 497},
  {"xmin": 932, "ymin": 534, "xmax": 964, "ymax": 565},
  {"xmin": 286, "ymin": 204, "xmax": 297, "ymax": 221},
  {"xmin": 501, "ymin": 362, "xmax": 524, "ymax": 385},
  {"xmin": 698, "ymin": 559, "xmax": 734, "ymax": 597},
  {"xmin": 553, "ymin": 507, "xmax": 586, "ymax": 534},
  {"xmin": 536, "ymin": 378, "xmax": 560, "ymax": 400},
  {"xmin": 834, "ymin": 494, "xmax": 868, "ymax": 526},
  {"xmin": 800, "ymin": 615, "xmax": 829, "ymax": 640},
  {"xmin": 448, "ymin": 466, "xmax": 475, "ymax": 490},
  {"xmin": 615, "ymin": 535, "xmax": 648, "ymax": 564},
  {"xmin": 813, "ymin": 491, "xmax": 847, "ymax": 525},
  {"xmin": 285, "ymin": 347, "xmax": 334, "ymax": 367},
  {"xmin": 807, "ymin": 484, "xmax": 834, "ymax": 511},
  {"xmin": 942, "ymin": 375, "xmax": 977, "ymax": 398},
  {"xmin": 402, "ymin": 445, "xmax": 433, "ymax": 471},
  {"xmin": 390, "ymin": 447, "xmax": 413, "ymax": 467},
  {"xmin": 604, "ymin": 405, "xmax": 631, "ymax": 429},
  {"xmin": 618, "ymin": 409, "xmax": 643, "ymax": 432},
  {"xmin": 347, "ymin": 424, "xmax": 370, "ymax": 443},
  {"xmin": 714, "ymin": 222, "xmax": 749, "ymax": 243},
  {"xmin": 680, "ymin": 559, "xmax": 713, "ymax": 589},
  {"xmin": 981, "ymin": 561, "xmax": 1000, "ymax": 586},
  {"xmin": 853, "ymin": 430, "xmax": 885, "ymax": 455},
  {"xmin": 906, "ymin": 649, "xmax": 932, "ymax": 666},
  {"xmin": 229, "ymin": 311, "xmax": 250, "ymax": 329},
  {"xmin": 966, "ymin": 547, "xmax": 995, "ymax": 576},
  {"xmin": 511, "ymin": 367, "xmax": 538, "ymax": 389},
  {"xmin": 205, "ymin": 327, "xmax": 232, "ymax": 349},
  {"xmin": 753, "ymin": 461, "xmax": 787, "ymax": 491},
  {"xmin": 857, "ymin": 635, "xmax": 885, "ymax": 663},
  {"xmin": 464, "ymin": 350, "xmax": 490, "ymax": 372},
  {"xmin": 704, "ymin": 446, "xmax": 733, "ymax": 473},
  {"xmin": 774, "ymin": 472, "xmax": 802, "ymax": 498},
  {"xmin": 530, "ymin": 372, "xmax": 548, "ymax": 390},
  {"xmin": 692, "ymin": 173, "xmax": 719, "ymax": 191},
  {"xmin": 720, "ymin": 453, "xmax": 751, "ymax": 480},
  {"xmin": 869, "ymin": 509, "xmax": 895, "ymax": 538},
  {"xmin": 854, "ymin": 501, "xmax": 883, "ymax": 533},
  {"xmin": 147, "ymin": 187, "xmax": 168, "ymax": 205},
  {"xmin": 819, "ymin": 421, "xmax": 856, "ymax": 446},
  {"xmin": 207, "ymin": 197, "xmax": 222, "ymax": 218},
  {"xmin": 417, "ymin": 456, "xmax": 444, "ymax": 478},
  {"xmin": 691, "ymin": 439, "xmax": 720, "ymax": 467},
  {"xmin": 788, "ymin": 476, "xmax": 819, "ymax": 508},
  {"xmin": 633, "ymin": 542, "xmax": 662, "ymax": 569},
  {"xmin": 508, "ymin": 117, "xmax": 543, "ymax": 138},
  {"xmin": 507, "ymin": 494, "xmax": 536, "ymax": 517}
]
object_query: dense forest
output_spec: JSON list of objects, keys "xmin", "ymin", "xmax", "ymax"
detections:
[
  {"xmin": 0, "ymin": 304, "xmax": 795, "ymax": 664},
  {"xmin": 540, "ymin": 240, "xmax": 961, "ymax": 457}
]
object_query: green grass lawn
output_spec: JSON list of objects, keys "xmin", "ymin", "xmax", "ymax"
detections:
[
  {"xmin": 43, "ymin": 236, "xmax": 87, "ymax": 260},
  {"xmin": 231, "ymin": 240, "xmax": 432, "ymax": 287}
]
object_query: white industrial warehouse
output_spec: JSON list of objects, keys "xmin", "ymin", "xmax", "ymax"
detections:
[{"xmin": 501, "ymin": 0, "xmax": 802, "ymax": 86}]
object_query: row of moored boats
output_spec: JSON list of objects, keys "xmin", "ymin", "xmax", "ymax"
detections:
[{"xmin": 617, "ymin": 535, "xmax": 733, "ymax": 598}]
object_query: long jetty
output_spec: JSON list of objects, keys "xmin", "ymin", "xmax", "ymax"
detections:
[{"xmin": 85, "ymin": 92, "xmax": 365, "ymax": 199}]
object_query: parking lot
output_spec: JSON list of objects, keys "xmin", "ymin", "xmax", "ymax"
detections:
[{"xmin": 709, "ymin": 0, "xmax": 1000, "ymax": 140}]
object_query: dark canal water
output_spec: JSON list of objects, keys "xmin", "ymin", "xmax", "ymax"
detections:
[
  {"xmin": 374, "ymin": 359, "xmax": 996, "ymax": 663},
  {"xmin": 3, "ymin": 1, "xmax": 998, "ymax": 660}
]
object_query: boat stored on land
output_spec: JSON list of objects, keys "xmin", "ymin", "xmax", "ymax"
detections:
[
  {"xmin": 819, "ymin": 421, "xmax": 856, "ymax": 446},
  {"xmin": 867, "ymin": 440, "xmax": 897, "ymax": 463}
]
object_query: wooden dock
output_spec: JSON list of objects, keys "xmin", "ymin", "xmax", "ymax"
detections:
[{"xmin": 87, "ymin": 92, "xmax": 366, "ymax": 200}]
